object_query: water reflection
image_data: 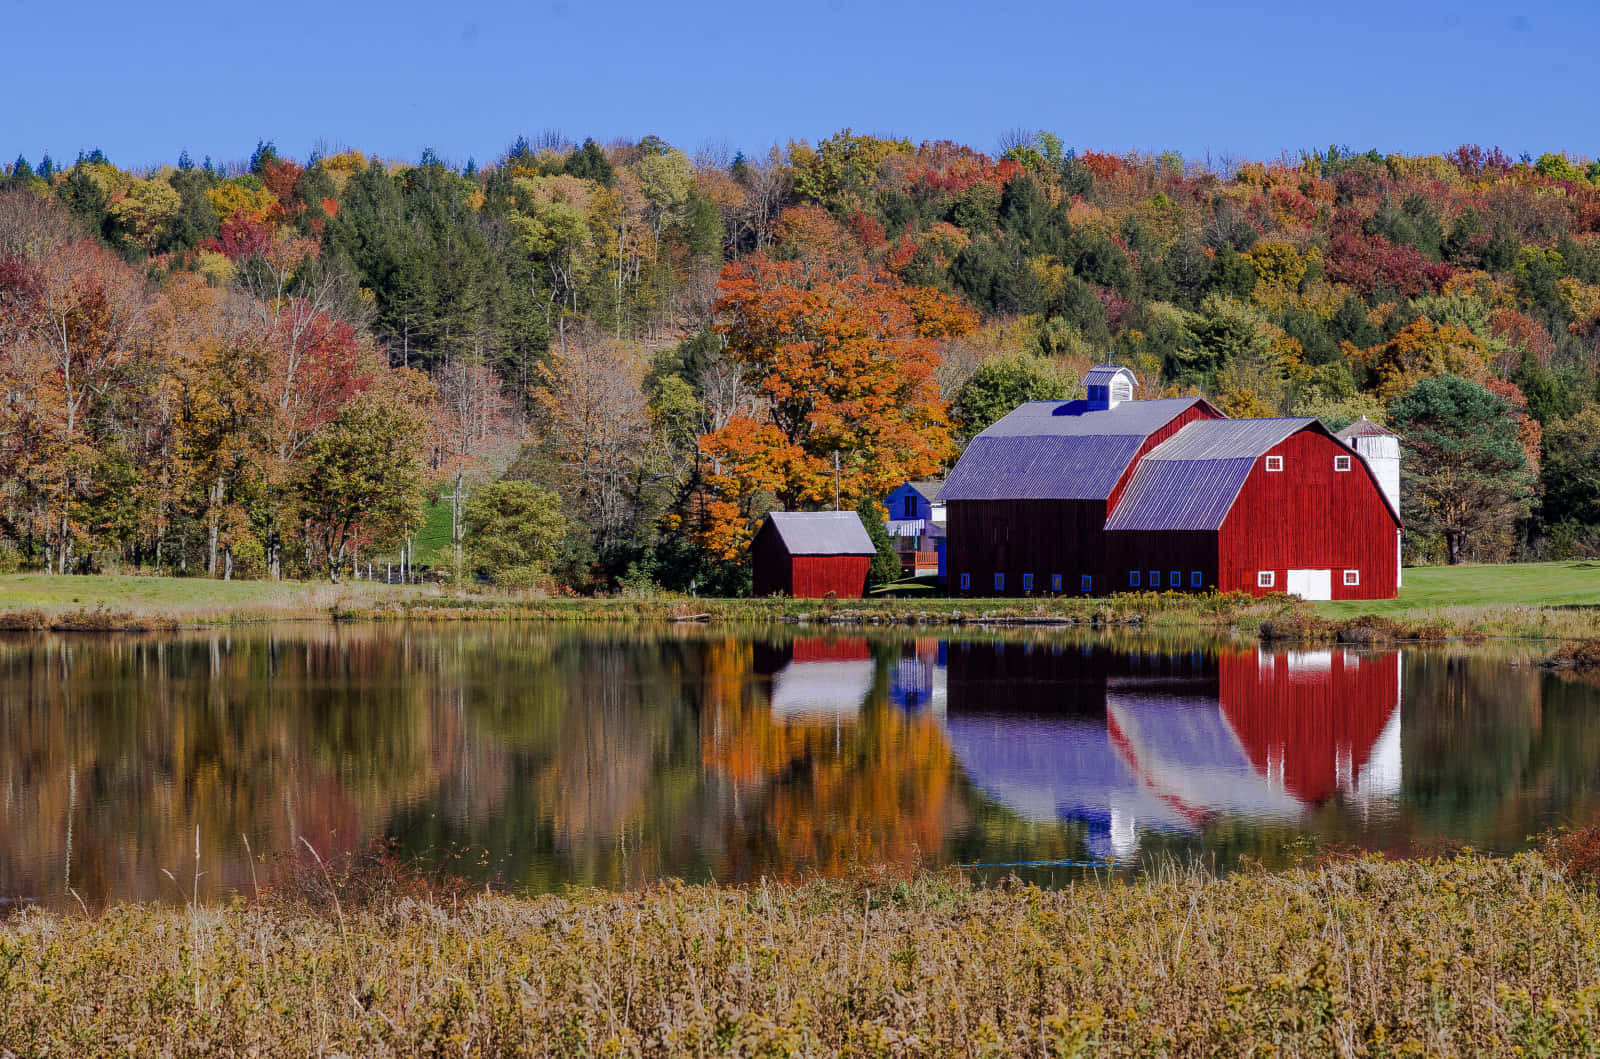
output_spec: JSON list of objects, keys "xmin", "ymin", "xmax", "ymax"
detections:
[
  {"xmin": 0, "ymin": 627, "xmax": 1595, "ymax": 907},
  {"xmin": 943, "ymin": 644, "xmax": 1401, "ymax": 862}
]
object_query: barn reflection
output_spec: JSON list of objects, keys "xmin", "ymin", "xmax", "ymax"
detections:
[{"xmin": 943, "ymin": 642, "xmax": 1402, "ymax": 861}]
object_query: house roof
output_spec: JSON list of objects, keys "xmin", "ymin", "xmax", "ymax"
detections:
[
  {"xmin": 1335, "ymin": 416, "xmax": 1397, "ymax": 439},
  {"xmin": 761, "ymin": 511, "xmax": 876, "ymax": 555},
  {"xmin": 939, "ymin": 397, "xmax": 1210, "ymax": 502},
  {"xmin": 1105, "ymin": 418, "xmax": 1401, "ymax": 531},
  {"xmin": 890, "ymin": 480, "xmax": 944, "ymax": 504}
]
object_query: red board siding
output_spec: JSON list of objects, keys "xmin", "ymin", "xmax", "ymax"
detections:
[
  {"xmin": 1217, "ymin": 430, "xmax": 1399, "ymax": 600},
  {"xmin": 789, "ymin": 555, "xmax": 870, "ymax": 598}
]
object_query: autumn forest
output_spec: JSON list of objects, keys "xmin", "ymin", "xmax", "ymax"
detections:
[{"xmin": 3, "ymin": 133, "xmax": 1599, "ymax": 591}]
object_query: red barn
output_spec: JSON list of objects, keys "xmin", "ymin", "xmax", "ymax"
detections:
[
  {"xmin": 941, "ymin": 366, "xmax": 1401, "ymax": 600},
  {"xmin": 751, "ymin": 511, "xmax": 876, "ymax": 598}
]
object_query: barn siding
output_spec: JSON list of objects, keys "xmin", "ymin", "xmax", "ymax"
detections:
[
  {"xmin": 946, "ymin": 499, "xmax": 1110, "ymax": 597},
  {"xmin": 1217, "ymin": 430, "xmax": 1399, "ymax": 599},
  {"xmin": 1102, "ymin": 530, "xmax": 1219, "ymax": 593},
  {"xmin": 790, "ymin": 555, "xmax": 871, "ymax": 599},
  {"xmin": 751, "ymin": 523, "xmax": 792, "ymax": 597}
]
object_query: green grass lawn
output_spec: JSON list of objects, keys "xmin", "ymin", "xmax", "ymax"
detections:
[
  {"xmin": 1317, "ymin": 560, "xmax": 1600, "ymax": 617},
  {"xmin": 0, "ymin": 573, "xmax": 423, "ymax": 620}
]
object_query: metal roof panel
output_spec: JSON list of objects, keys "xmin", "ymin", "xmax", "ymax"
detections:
[{"xmin": 764, "ymin": 511, "xmax": 877, "ymax": 555}]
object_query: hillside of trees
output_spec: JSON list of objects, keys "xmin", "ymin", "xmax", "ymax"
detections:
[{"xmin": 2, "ymin": 132, "xmax": 1598, "ymax": 590}]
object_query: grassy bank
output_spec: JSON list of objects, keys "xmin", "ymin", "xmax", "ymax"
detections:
[
  {"xmin": 5, "ymin": 854, "xmax": 1600, "ymax": 1055},
  {"xmin": 4, "ymin": 561, "xmax": 1600, "ymax": 642}
]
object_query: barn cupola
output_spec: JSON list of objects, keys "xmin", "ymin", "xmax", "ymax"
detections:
[{"xmin": 1083, "ymin": 365, "xmax": 1139, "ymax": 410}]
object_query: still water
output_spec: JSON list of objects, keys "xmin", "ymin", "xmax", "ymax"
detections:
[{"xmin": 2, "ymin": 625, "xmax": 1595, "ymax": 907}]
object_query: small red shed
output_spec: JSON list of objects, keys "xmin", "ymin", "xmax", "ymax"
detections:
[{"xmin": 752, "ymin": 511, "xmax": 876, "ymax": 598}]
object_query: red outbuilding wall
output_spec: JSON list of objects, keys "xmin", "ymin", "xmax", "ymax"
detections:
[{"xmin": 1218, "ymin": 430, "xmax": 1399, "ymax": 599}]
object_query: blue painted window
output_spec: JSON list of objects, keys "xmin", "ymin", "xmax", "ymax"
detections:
[
  {"xmin": 1171, "ymin": 570, "xmax": 1181, "ymax": 588},
  {"xmin": 1051, "ymin": 574, "xmax": 1062, "ymax": 592},
  {"xmin": 1081, "ymin": 575, "xmax": 1092, "ymax": 592},
  {"xmin": 1150, "ymin": 570, "xmax": 1161, "ymax": 587},
  {"xmin": 994, "ymin": 573, "xmax": 1005, "ymax": 591},
  {"xmin": 1022, "ymin": 573, "xmax": 1033, "ymax": 591},
  {"xmin": 1191, "ymin": 571, "xmax": 1202, "ymax": 587},
  {"xmin": 1129, "ymin": 571, "xmax": 1140, "ymax": 587},
  {"xmin": 960, "ymin": 573, "xmax": 970, "ymax": 590}
]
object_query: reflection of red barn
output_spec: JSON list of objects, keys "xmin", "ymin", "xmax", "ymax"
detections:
[
  {"xmin": 1218, "ymin": 648, "xmax": 1401, "ymax": 805},
  {"xmin": 752, "ymin": 512, "xmax": 876, "ymax": 599},
  {"xmin": 790, "ymin": 637, "xmax": 873, "ymax": 663}
]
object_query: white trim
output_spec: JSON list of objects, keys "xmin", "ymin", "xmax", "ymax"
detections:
[
  {"xmin": 1344, "ymin": 569, "xmax": 1360, "ymax": 586},
  {"xmin": 1258, "ymin": 570, "xmax": 1275, "ymax": 588},
  {"xmin": 1334, "ymin": 455, "xmax": 1351, "ymax": 472},
  {"xmin": 1265, "ymin": 455, "xmax": 1284, "ymax": 472}
]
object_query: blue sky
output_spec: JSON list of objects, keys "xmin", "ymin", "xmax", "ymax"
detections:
[{"xmin": 4, "ymin": 0, "xmax": 1597, "ymax": 170}]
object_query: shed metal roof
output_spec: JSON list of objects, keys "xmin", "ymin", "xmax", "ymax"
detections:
[
  {"xmin": 940, "ymin": 397, "xmax": 1207, "ymax": 501},
  {"xmin": 893, "ymin": 480, "xmax": 944, "ymax": 503},
  {"xmin": 762, "ymin": 511, "xmax": 876, "ymax": 555}
]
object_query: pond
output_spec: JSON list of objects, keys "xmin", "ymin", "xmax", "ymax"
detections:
[{"xmin": 1, "ymin": 625, "xmax": 1595, "ymax": 908}]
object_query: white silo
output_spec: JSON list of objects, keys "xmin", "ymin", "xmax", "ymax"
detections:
[{"xmin": 1336, "ymin": 417, "xmax": 1402, "ymax": 586}]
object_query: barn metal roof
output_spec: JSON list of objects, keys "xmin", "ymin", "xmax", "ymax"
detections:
[
  {"xmin": 939, "ymin": 397, "xmax": 1208, "ymax": 501},
  {"xmin": 1104, "ymin": 418, "xmax": 1317, "ymax": 532},
  {"xmin": 762, "ymin": 511, "xmax": 877, "ymax": 555}
]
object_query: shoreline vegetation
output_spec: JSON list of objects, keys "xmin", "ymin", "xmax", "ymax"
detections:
[
  {"xmin": 6, "ymin": 850, "xmax": 1600, "ymax": 1054},
  {"xmin": 1, "ymin": 561, "xmax": 1598, "ymax": 644}
]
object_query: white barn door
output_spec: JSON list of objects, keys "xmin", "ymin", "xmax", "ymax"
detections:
[{"xmin": 1285, "ymin": 569, "xmax": 1332, "ymax": 601}]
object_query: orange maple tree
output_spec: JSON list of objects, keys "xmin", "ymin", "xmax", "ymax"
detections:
[{"xmin": 697, "ymin": 253, "xmax": 975, "ymax": 558}]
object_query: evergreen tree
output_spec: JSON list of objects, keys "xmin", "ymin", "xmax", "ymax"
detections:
[
  {"xmin": 565, "ymin": 139, "xmax": 614, "ymax": 184},
  {"xmin": 855, "ymin": 496, "xmax": 902, "ymax": 588},
  {"xmin": 1389, "ymin": 374, "xmax": 1535, "ymax": 564}
]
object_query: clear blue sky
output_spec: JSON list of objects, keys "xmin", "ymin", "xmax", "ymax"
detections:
[{"xmin": 4, "ymin": 0, "xmax": 1597, "ymax": 170}]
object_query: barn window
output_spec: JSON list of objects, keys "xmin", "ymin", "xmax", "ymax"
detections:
[
  {"xmin": 1081, "ymin": 575, "xmax": 1092, "ymax": 592},
  {"xmin": 1022, "ymin": 573, "xmax": 1033, "ymax": 592},
  {"xmin": 1258, "ymin": 571, "xmax": 1275, "ymax": 588},
  {"xmin": 1051, "ymin": 574, "xmax": 1062, "ymax": 592},
  {"xmin": 1170, "ymin": 570, "xmax": 1181, "ymax": 588},
  {"xmin": 1149, "ymin": 570, "xmax": 1161, "ymax": 588},
  {"xmin": 960, "ymin": 573, "xmax": 970, "ymax": 590},
  {"xmin": 1334, "ymin": 455, "xmax": 1351, "ymax": 472},
  {"xmin": 1265, "ymin": 456, "xmax": 1284, "ymax": 472},
  {"xmin": 1344, "ymin": 569, "xmax": 1360, "ymax": 586},
  {"xmin": 1129, "ymin": 570, "xmax": 1140, "ymax": 587},
  {"xmin": 1190, "ymin": 571, "xmax": 1202, "ymax": 587},
  {"xmin": 994, "ymin": 573, "xmax": 1004, "ymax": 591}
]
